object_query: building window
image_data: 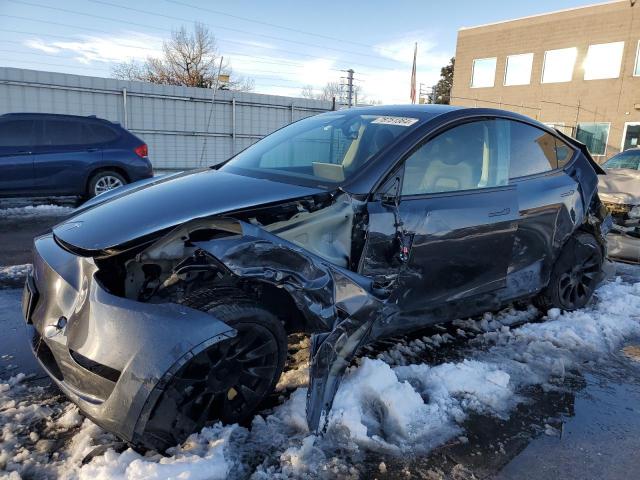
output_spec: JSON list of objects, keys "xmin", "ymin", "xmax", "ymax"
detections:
[
  {"xmin": 543, "ymin": 122, "xmax": 573, "ymax": 136},
  {"xmin": 583, "ymin": 42, "xmax": 625, "ymax": 80},
  {"xmin": 504, "ymin": 53, "xmax": 534, "ymax": 86},
  {"xmin": 542, "ymin": 47, "xmax": 577, "ymax": 83},
  {"xmin": 471, "ymin": 57, "xmax": 497, "ymax": 88},
  {"xmin": 635, "ymin": 41, "xmax": 640, "ymax": 76},
  {"xmin": 576, "ymin": 123, "xmax": 610, "ymax": 156}
]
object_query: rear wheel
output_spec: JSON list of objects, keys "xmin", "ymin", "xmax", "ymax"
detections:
[
  {"xmin": 142, "ymin": 291, "xmax": 287, "ymax": 451},
  {"xmin": 88, "ymin": 170, "xmax": 126, "ymax": 197},
  {"xmin": 534, "ymin": 232, "xmax": 603, "ymax": 312}
]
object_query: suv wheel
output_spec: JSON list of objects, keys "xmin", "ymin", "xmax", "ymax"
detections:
[
  {"xmin": 88, "ymin": 170, "xmax": 126, "ymax": 197},
  {"xmin": 534, "ymin": 232, "xmax": 603, "ymax": 312},
  {"xmin": 141, "ymin": 290, "xmax": 287, "ymax": 451}
]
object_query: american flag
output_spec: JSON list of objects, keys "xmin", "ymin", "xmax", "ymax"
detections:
[{"xmin": 410, "ymin": 43, "xmax": 417, "ymax": 104}]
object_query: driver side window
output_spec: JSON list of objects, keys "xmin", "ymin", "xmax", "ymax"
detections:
[{"xmin": 401, "ymin": 120, "xmax": 509, "ymax": 196}]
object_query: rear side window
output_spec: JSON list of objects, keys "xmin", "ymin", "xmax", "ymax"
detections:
[
  {"xmin": 0, "ymin": 120, "xmax": 35, "ymax": 147},
  {"xmin": 42, "ymin": 119, "xmax": 84, "ymax": 146},
  {"xmin": 401, "ymin": 119, "xmax": 574, "ymax": 196},
  {"xmin": 508, "ymin": 121, "xmax": 559, "ymax": 178},
  {"xmin": 84, "ymin": 123, "xmax": 119, "ymax": 144}
]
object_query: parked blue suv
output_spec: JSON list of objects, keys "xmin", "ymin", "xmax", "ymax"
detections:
[{"xmin": 0, "ymin": 113, "xmax": 153, "ymax": 198}]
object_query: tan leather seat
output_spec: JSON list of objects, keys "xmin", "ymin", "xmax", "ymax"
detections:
[{"xmin": 420, "ymin": 157, "xmax": 475, "ymax": 193}]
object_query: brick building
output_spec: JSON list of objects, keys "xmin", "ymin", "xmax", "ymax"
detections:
[{"xmin": 450, "ymin": 0, "xmax": 640, "ymax": 161}]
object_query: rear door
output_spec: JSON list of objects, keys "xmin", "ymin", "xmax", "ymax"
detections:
[
  {"xmin": 506, "ymin": 120, "xmax": 580, "ymax": 296},
  {"xmin": 360, "ymin": 118, "xmax": 519, "ymax": 334},
  {"xmin": 32, "ymin": 118, "xmax": 102, "ymax": 195},
  {"xmin": 0, "ymin": 118, "xmax": 36, "ymax": 194}
]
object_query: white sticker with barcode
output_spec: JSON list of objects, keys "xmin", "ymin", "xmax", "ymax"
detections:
[{"xmin": 371, "ymin": 116, "xmax": 419, "ymax": 127}]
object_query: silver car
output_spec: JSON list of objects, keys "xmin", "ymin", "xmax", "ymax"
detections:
[{"xmin": 598, "ymin": 149, "xmax": 640, "ymax": 263}]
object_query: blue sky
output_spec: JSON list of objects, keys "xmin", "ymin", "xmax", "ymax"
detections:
[{"xmin": 0, "ymin": 0, "xmax": 603, "ymax": 102}]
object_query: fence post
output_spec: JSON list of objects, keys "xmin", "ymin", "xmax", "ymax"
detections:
[
  {"xmin": 232, "ymin": 97, "xmax": 236, "ymax": 155},
  {"xmin": 291, "ymin": 103, "xmax": 294, "ymax": 122},
  {"xmin": 122, "ymin": 87, "xmax": 128, "ymax": 128}
]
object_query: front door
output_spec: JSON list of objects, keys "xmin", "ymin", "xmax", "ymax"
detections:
[{"xmin": 360, "ymin": 119, "xmax": 518, "ymax": 335}]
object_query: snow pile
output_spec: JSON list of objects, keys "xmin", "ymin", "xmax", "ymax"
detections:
[
  {"xmin": 0, "ymin": 374, "xmax": 232, "ymax": 480},
  {"xmin": 76, "ymin": 426, "xmax": 231, "ymax": 480},
  {"xmin": 2, "ymin": 276, "xmax": 640, "ymax": 478},
  {"xmin": 0, "ymin": 205, "xmax": 74, "ymax": 218}
]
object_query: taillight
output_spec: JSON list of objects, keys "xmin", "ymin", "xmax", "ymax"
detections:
[{"xmin": 134, "ymin": 144, "xmax": 148, "ymax": 158}]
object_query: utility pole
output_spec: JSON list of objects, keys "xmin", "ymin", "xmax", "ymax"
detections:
[
  {"xmin": 346, "ymin": 69, "xmax": 354, "ymax": 108},
  {"xmin": 418, "ymin": 83, "xmax": 430, "ymax": 104}
]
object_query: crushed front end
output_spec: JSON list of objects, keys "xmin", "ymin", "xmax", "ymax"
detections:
[
  {"xmin": 599, "ymin": 175, "xmax": 640, "ymax": 263},
  {"xmin": 25, "ymin": 191, "xmax": 386, "ymax": 449},
  {"xmin": 24, "ymin": 234, "xmax": 236, "ymax": 445}
]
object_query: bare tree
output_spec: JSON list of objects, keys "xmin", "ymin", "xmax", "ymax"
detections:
[
  {"xmin": 301, "ymin": 81, "xmax": 372, "ymax": 103},
  {"xmin": 112, "ymin": 23, "xmax": 253, "ymax": 91},
  {"xmin": 300, "ymin": 85, "xmax": 315, "ymax": 99},
  {"xmin": 319, "ymin": 82, "xmax": 343, "ymax": 102}
]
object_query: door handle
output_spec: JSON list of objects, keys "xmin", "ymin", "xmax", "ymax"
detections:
[
  {"xmin": 560, "ymin": 189, "xmax": 575, "ymax": 197},
  {"xmin": 17, "ymin": 150, "xmax": 32, "ymax": 155},
  {"xmin": 488, "ymin": 207, "xmax": 511, "ymax": 217},
  {"xmin": 86, "ymin": 147, "xmax": 99, "ymax": 152}
]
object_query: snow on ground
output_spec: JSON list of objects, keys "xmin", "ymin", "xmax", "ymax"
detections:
[
  {"xmin": 0, "ymin": 205, "xmax": 74, "ymax": 218},
  {"xmin": 2, "ymin": 276, "xmax": 640, "ymax": 478}
]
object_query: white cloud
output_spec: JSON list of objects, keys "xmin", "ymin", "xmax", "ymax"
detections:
[
  {"xmin": 21, "ymin": 30, "xmax": 452, "ymax": 105},
  {"xmin": 23, "ymin": 32, "xmax": 163, "ymax": 64},
  {"xmin": 23, "ymin": 39, "xmax": 61, "ymax": 54}
]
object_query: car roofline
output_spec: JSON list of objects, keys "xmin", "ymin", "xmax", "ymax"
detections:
[{"xmin": 0, "ymin": 112, "xmax": 117, "ymax": 125}]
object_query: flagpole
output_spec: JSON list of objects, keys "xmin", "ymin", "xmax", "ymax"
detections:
[{"xmin": 410, "ymin": 42, "xmax": 417, "ymax": 104}]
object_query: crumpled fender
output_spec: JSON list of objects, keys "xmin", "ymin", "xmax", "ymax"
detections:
[{"xmin": 192, "ymin": 218, "xmax": 390, "ymax": 431}]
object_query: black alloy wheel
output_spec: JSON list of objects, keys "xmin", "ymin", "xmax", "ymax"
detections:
[
  {"xmin": 557, "ymin": 246, "xmax": 601, "ymax": 309},
  {"xmin": 142, "ymin": 298, "xmax": 287, "ymax": 451},
  {"xmin": 534, "ymin": 232, "xmax": 603, "ymax": 312}
]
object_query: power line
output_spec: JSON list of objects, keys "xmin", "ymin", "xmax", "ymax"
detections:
[
  {"xmin": 0, "ymin": 30, "xmax": 345, "ymax": 92},
  {"xmin": 0, "ymin": 16, "xmax": 390, "ymax": 74},
  {"xmin": 5, "ymin": 0, "xmax": 401, "ymax": 71},
  {"xmin": 0, "ymin": 34, "xmax": 333, "ymax": 72},
  {"xmin": 0, "ymin": 58, "xmax": 315, "ymax": 91},
  {"xmin": 86, "ymin": 0, "xmax": 394, "ymax": 62},
  {"xmin": 0, "ymin": 43, "xmax": 327, "ymax": 78},
  {"xmin": 163, "ymin": 0, "xmax": 394, "ymax": 54}
]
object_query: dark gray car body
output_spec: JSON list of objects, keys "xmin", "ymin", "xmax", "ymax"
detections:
[{"xmin": 24, "ymin": 106, "xmax": 609, "ymax": 449}]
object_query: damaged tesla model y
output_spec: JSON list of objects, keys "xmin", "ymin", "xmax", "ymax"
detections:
[{"xmin": 24, "ymin": 105, "xmax": 610, "ymax": 451}]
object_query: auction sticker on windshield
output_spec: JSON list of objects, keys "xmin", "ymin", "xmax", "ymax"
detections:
[{"xmin": 371, "ymin": 116, "xmax": 419, "ymax": 127}]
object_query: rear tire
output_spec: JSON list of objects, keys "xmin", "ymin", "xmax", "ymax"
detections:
[
  {"xmin": 533, "ymin": 232, "xmax": 603, "ymax": 312},
  {"xmin": 142, "ymin": 290, "xmax": 287, "ymax": 451},
  {"xmin": 87, "ymin": 170, "xmax": 127, "ymax": 198}
]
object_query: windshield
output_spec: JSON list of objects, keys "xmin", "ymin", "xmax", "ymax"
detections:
[
  {"xmin": 604, "ymin": 151, "xmax": 640, "ymax": 170},
  {"xmin": 220, "ymin": 111, "xmax": 421, "ymax": 184}
]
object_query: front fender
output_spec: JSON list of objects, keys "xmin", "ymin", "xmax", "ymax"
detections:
[{"xmin": 191, "ymin": 218, "xmax": 391, "ymax": 431}]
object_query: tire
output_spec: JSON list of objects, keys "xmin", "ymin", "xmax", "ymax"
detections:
[
  {"xmin": 533, "ymin": 232, "xmax": 603, "ymax": 312},
  {"xmin": 87, "ymin": 170, "xmax": 127, "ymax": 198},
  {"xmin": 142, "ymin": 290, "xmax": 287, "ymax": 451}
]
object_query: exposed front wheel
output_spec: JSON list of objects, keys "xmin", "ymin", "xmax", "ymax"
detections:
[
  {"xmin": 142, "ymin": 293, "xmax": 287, "ymax": 451},
  {"xmin": 534, "ymin": 232, "xmax": 603, "ymax": 312}
]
